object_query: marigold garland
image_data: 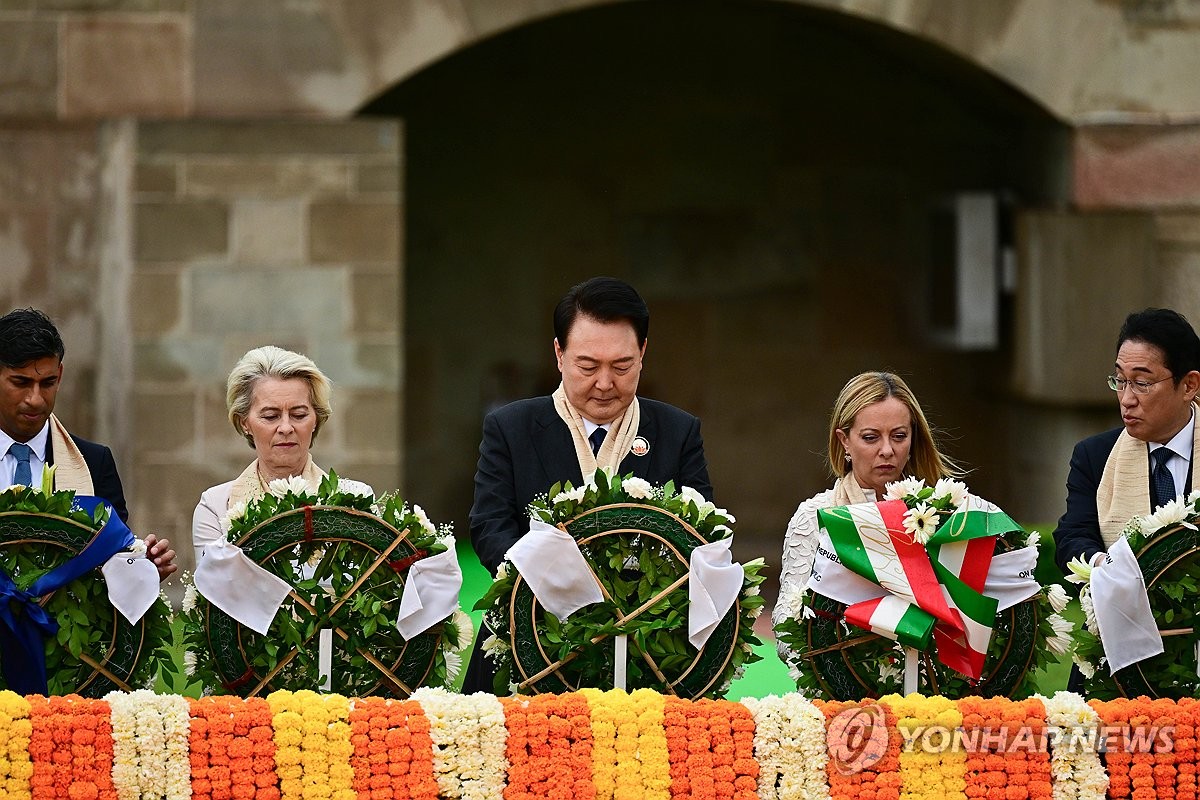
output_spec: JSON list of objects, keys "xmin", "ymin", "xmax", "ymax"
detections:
[
  {"xmin": 18, "ymin": 690, "xmax": 1200, "ymax": 796},
  {"xmin": 500, "ymin": 692, "xmax": 597, "ymax": 800},
  {"xmin": 957, "ymin": 695, "xmax": 1052, "ymax": 800},
  {"xmin": 1090, "ymin": 697, "xmax": 1183, "ymax": 800},
  {"xmin": 347, "ymin": 696, "xmax": 439, "ymax": 800},
  {"xmin": 0, "ymin": 690, "xmax": 33, "ymax": 800},
  {"xmin": 28, "ymin": 694, "xmax": 117, "ymax": 800},
  {"xmin": 582, "ymin": 689, "xmax": 671, "ymax": 800},
  {"xmin": 1174, "ymin": 698, "xmax": 1199, "ymax": 800},
  {"xmin": 661, "ymin": 694, "xmax": 758, "ymax": 800},
  {"xmin": 267, "ymin": 689, "xmax": 355, "ymax": 800},
  {"xmin": 740, "ymin": 694, "xmax": 830, "ymax": 800},
  {"xmin": 189, "ymin": 695, "xmax": 279, "ymax": 800},
  {"xmin": 882, "ymin": 693, "xmax": 966, "ymax": 800},
  {"xmin": 814, "ymin": 699, "xmax": 902, "ymax": 800},
  {"xmin": 410, "ymin": 687, "xmax": 508, "ymax": 800}
]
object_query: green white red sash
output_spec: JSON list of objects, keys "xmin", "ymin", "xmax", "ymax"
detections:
[{"xmin": 816, "ymin": 497, "xmax": 1016, "ymax": 680}]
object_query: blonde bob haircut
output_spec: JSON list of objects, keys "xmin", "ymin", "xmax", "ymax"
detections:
[
  {"xmin": 226, "ymin": 345, "xmax": 333, "ymax": 449},
  {"xmin": 827, "ymin": 371, "xmax": 962, "ymax": 484}
]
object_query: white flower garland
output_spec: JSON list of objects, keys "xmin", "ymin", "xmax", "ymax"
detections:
[
  {"xmin": 412, "ymin": 687, "xmax": 508, "ymax": 800},
  {"xmin": 1039, "ymin": 691, "xmax": 1109, "ymax": 800},
  {"xmin": 741, "ymin": 694, "xmax": 832, "ymax": 800},
  {"xmin": 106, "ymin": 690, "xmax": 192, "ymax": 800}
]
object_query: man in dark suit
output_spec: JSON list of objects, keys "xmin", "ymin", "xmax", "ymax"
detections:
[
  {"xmin": 0, "ymin": 308, "xmax": 176, "ymax": 579},
  {"xmin": 1053, "ymin": 308, "xmax": 1200, "ymax": 574},
  {"xmin": 464, "ymin": 277, "xmax": 712, "ymax": 691}
]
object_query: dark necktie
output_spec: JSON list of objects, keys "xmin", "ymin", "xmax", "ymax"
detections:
[
  {"xmin": 1151, "ymin": 447, "xmax": 1177, "ymax": 510},
  {"xmin": 589, "ymin": 427, "xmax": 606, "ymax": 456},
  {"xmin": 9, "ymin": 442, "xmax": 32, "ymax": 487}
]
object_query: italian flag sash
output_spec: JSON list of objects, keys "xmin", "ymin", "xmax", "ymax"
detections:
[{"xmin": 817, "ymin": 498, "xmax": 1016, "ymax": 680}]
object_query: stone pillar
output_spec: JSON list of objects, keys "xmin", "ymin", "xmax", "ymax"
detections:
[{"xmin": 129, "ymin": 119, "xmax": 404, "ymax": 572}]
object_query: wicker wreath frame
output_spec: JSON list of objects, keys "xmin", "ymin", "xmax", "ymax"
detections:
[
  {"xmin": 1112, "ymin": 522, "xmax": 1200, "ymax": 698},
  {"xmin": 793, "ymin": 537, "xmax": 1041, "ymax": 700},
  {"xmin": 201, "ymin": 505, "xmax": 441, "ymax": 697},
  {"xmin": 506, "ymin": 503, "xmax": 739, "ymax": 698},
  {"xmin": 0, "ymin": 511, "xmax": 151, "ymax": 696}
]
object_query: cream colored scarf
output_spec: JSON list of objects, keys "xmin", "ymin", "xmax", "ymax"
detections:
[
  {"xmin": 226, "ymin": 455, "xmax": 325, "ymax": 511},
  {"xmin": 1097, "ymin": 406, "xmax": 1200, "ymax": 546},
  {"xmin": 831, "ymin": 473, "xmax": 876, "ymax": 507},
  {"xmin": 48, "ymin": 414, "xmax": 94, "ymax": 495},
  {"xmin": 551, "ymin": 383, "xmax": 641, "ymax": 481}
]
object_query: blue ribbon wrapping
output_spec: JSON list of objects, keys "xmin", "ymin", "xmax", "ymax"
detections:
[{"xmin": 0, "ymin": 496, "xmax": 135, "ymax": 694}]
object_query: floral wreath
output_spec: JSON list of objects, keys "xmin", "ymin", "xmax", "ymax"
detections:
[
  {"xmin": 773, "ymin": 478, "xmax": 1071, "ymax": 699},
  {"xmin": 1068, "ymin": 493, "xmax": 1200, "ymax": 698},
  {"xmin": 180, "ymin": 470, "xmax": 472, "ymax": 696},
  {"xmin": 0, "ymin": 479, "xmax": 175, "ymax": 695},
  {"xmin": 475, "ymin": 468, "xmax": 767, "ymax": 697}
]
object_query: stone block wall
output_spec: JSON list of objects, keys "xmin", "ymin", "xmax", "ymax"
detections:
[
  {"xmin": 129, "ymin": 118, "xmax": 404, "ymax": 572},
  {"xmin": 0, "ymin": 123, "xmax": 106, "ymax": 437}
]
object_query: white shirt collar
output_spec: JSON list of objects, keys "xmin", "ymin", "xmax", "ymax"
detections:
[
  {"xmin": 1152, "ymin": 406, "xmax": 1196, "ymax": 462},
  {"xmin": 0, "ymin": 421, "xmax": 50, "ymax": 461},
  {"xmin": 581, "ymin": 418, "xmax": 610, "ymax": 438}
]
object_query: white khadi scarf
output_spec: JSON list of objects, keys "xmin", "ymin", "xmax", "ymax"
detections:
[
  {"xmin": 47, "ymin": 416, "xmax": 158, "ymax": 624},
  {"xmin": 552, "ymin": 383, "xmax": 641, "ymax": 482},
  {"xmin": 47, "ymin": 414, "xmax": 94, "ymax": 495},
  {"xmin": 1097, "ymin": 404, "xmax": 1200, "ymax": 547},
  {"xmin": 831, "ymin": 473, "xmax": 875, "ymax": 507},
  {"xmin": 226, "ymin": 455, "xmax": 325, "ymax": 511}
]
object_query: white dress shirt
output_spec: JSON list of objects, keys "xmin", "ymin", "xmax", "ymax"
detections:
[
  {"xmin": 1149, "ymin": 406, "xmax": 1196, "ymax": 501},
  {"xmin": 0, "ymin": 422, "xmax": 50, "ymax": 489}
]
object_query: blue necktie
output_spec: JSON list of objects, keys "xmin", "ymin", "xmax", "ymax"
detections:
[
  {"xmin": 1151, "ymin": 447, "xmax": 1176, "ymax": 510},
  {"xmin": 589, "ymin": 427, "xmax": 606, "ymax": 456},
  {"xmin": 8, "ymin": 443, "xmax": 32, "ymax": 487}
]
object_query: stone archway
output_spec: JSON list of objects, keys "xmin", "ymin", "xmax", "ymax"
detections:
[{"xmin": 358, "ymin": 0, "xmax": 1071, "ymax": 556}]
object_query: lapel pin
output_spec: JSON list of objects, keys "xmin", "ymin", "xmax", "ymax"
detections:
[{"xmin": 630, "ymin": 436, "xmax": 650, "ymax": 457}]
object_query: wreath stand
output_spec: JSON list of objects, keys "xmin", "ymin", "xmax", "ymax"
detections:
[
  {"xmin": 507, "ymin": 503, "xmax": 740, "ymax": 698},
  {"xmin": 200, "ymin": 505, "xmax": 443, "ymax": 697}
]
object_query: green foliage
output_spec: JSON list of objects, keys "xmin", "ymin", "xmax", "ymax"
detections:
[
  {"xmin": 0, "ymin": 486, "xmax": 175, "ymax": 695},
  {"xmin": 483, "ymin": 469, "xmax": 765, "ymax": 697},
  {"xmin": 774, "ymin": 489, "xmax": 1062, "ymax": 700},
  {"xmin": 180, "ymin": 470, "xmax": 468, "ymax": 696}
]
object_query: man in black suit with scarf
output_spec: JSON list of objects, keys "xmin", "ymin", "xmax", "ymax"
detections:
[
  {"xmin": 1054, "ymin": 308, "xmax": 1200, "ymax": 574},
  {"xmin": 463, "ymin": 277, "xmax": 713, "ymax": 692},
  {"xmin": 0, "ymin": 308, "xmax": 176, "ymax": 579}
]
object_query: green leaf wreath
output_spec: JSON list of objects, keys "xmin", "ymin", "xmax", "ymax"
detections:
[
  {"xmin": 475, "ymin": 467, "xmax": 767, "ymax": 697},
  {"xmin": 0, "ymin": 482, "xmax": 176, "ymax": 696},
  {"xmin": 1068, "ymin": 494, "xmax": 1200, "ymax": 699},
  {"xmin": 773, "ymin": 478, "xmax": 1071, "ymax": 700},
  {"xmin": 180, "ymin": 470, "xmax": 472, "ymax": 696}
]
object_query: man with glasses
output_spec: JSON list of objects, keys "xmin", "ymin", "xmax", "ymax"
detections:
[{"xmin": 1053, "ymin": 308, "xmax": 1200, "ymax": 574}]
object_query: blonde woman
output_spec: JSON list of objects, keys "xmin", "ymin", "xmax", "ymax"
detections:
[
  {"xmin": 771, "ymin": 371, "xmax": 961, "ymax": 643},
  {"xmin": 191, "ymin": 346, "xmax": 342, "ymax": 563}
]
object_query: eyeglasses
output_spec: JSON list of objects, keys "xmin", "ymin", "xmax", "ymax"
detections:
[{"xmin": 1106, "ymin": 374, "xmax": 1173, "ymax": 395}]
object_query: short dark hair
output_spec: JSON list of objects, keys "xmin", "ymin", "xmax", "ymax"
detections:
[
  {"xmin": 0, "ymin": 308, "xmax": 65, "ymax": 368},
  {"xmin": 553, "ymin": 277, "xmax": 649, "ymax": 348},
  {"xmin": 1118, "ymin": 307, "xmax": 1200, "ymax": 383}
]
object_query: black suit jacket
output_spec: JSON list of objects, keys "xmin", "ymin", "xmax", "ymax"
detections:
[
  {"xmin": 1051, "ymin": 426, "xmax": 1192, "ymax": 574},
  {"xmin": 469, "ymin": 395, "xmax": 712, "ymax": 574},
  {"xmin": 46, "ymin": 433, "xmax": 130, "ymax": 524}
]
